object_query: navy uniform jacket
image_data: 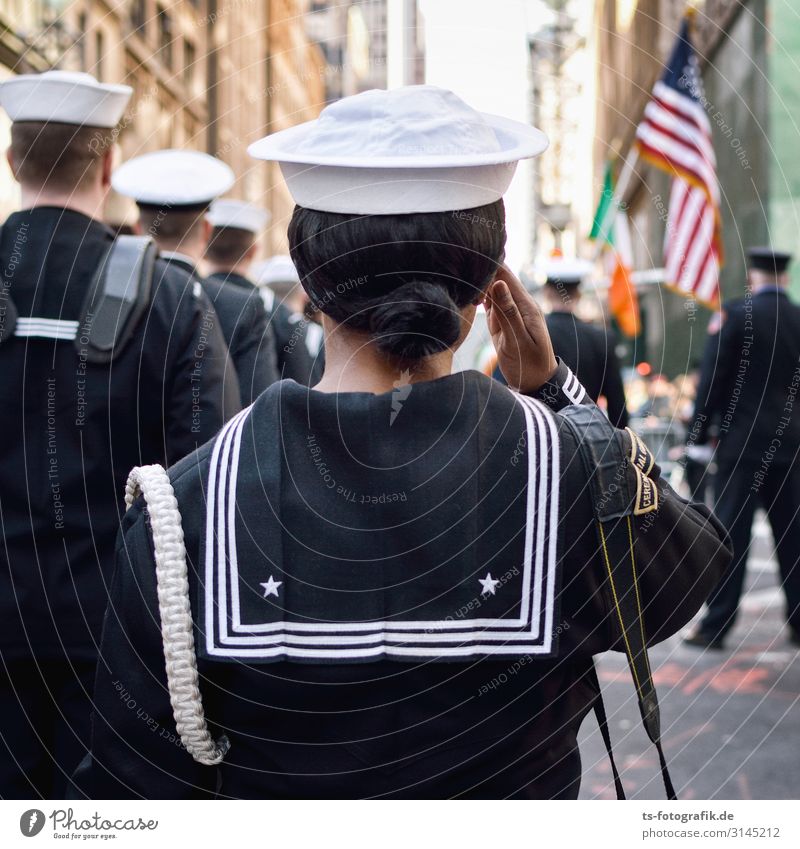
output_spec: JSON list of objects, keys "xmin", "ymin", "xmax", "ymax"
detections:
[
  {"xmin": 0, "ymin": 207, "xmax": 240, "ymax": 660},
  {"xmin": 164, "ymin": 259, "xmax": 279, "ymax": 404},
  {"xmin": 690, "ymin": 288, "xmax": 800, "ymax": 468},
  {"xmin": 545, "ymin": 312, "xmax": 629, "ymax": 429},
  {"xmin": 206, "ymin": 270, "xmax": 315, "ymax": 386},
  {"xmin": 255, "ymin": 280, "xmax": 318, "ymax": 385},
  {"xmin": 76, "ymin": 363, "xmax": 730, "ymax": 799}
]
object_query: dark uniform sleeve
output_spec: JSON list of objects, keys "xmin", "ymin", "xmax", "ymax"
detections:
[
  {"xmin": 73, "ymin": 500, "xmax": 217, "ymax": 799},
  {"xmin": 166, "ymin": 285, "xmax": 241, "ymax": 464},
  {"xmin": 534, "ymin": 360, "xmax": 732, "ymax": 654},
  {"xmin": 230, "ymin": 291, "xmax": 280, "ymax": 405},
  {"xmin": 689, "ymin": 307, "xmax": 739, "ymax": 444}
]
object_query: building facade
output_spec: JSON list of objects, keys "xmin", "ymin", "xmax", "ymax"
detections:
[{"xmin": 0, "ymin": 0, "xmax": 326, "ymax": 252}]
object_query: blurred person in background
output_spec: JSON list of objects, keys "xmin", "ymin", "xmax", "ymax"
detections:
[
  {"xmin": 0, "ymin": 71, "xmax": 236, "ymax": 797},
  {"xmin": 252, "ymin": 254, "xmax": 317, "ymax": 385},
  {"xmin": 685, "ymin": 247, "xmax": 800, "ymax": 650},
  {"xmin": 539, "ymin": 257, "xmax": 629, "ymax": 428},
  {"xmin": 113, "ymin": 151, "xmax": 278, "ymax": 405}
]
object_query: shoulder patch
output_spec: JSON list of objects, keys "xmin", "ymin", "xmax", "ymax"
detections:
[{"xmin": 624, "ymin": 427, "xmax": 659, "ymax": 515}]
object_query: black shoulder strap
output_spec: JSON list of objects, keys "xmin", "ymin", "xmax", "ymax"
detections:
[
  {"xmin": 0, "ymin": 222, "xmax": 18, "ymax": 344},
  {"xmin": 557, "ymin": 403, "xmax": 677, "ymax": 800},
  {"xmin": 0, "ymin": 286, "xmax": 17, "ymax": 344},
  {"xmin": 76, "ymin": 234, "xmax": 156, "ymax": 364}
]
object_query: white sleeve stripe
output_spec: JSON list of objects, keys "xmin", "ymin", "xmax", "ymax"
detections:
[{"xmin": 561, "ymin": 366, "xmax": 587, "ymax": 404}]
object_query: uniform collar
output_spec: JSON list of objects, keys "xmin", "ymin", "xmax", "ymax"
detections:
[
  {"xmin": 753, "ymin": 285, "xmax": 787, "ymax": 296},
  {"xmin": 159, "ymin": 250, "xmax": 198, "ymax": 276},
  {"xmin": 7, "ymin": 205, "xmax": 115, "ymax": 239},
  {"xmin": 206, "ymin": 270, "xmax": 256, "ymax": 290}
]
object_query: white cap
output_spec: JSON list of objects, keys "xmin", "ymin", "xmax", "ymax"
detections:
[
  {"xmin": 112, "ymin": 149, "xmax": 235, "ymax": 207},
  {"xmin": 247, "ymin": 85, "xmax": 548, "ymax": 215},
  {"xmin": 252, "ymin": 255, "xmax": 300, "ymax": 287},
  {"xmin": 0, "ymin": 70, "xmax": 132, "ymax": 128},
  {"xmin": 206, "ymin": 199, "xmax": 271, "ymax": 233},
  {"xmin": 538, "ymin": 257, "xmax": 594, "ymax": 285}
]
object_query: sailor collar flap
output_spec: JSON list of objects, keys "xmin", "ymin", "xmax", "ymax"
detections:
[{"xmin": 197, "ymin": 380, "xmax": 564, "ymax": 663}]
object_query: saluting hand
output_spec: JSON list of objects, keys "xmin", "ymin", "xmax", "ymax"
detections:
[{"xmin": 485, "ymin": 265, "xmax": 558, "ymax": 394}]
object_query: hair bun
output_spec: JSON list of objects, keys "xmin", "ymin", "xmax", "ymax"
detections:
[{"xmin": 368, "ymin": 280, "xmax": 461, "ymax": 362}]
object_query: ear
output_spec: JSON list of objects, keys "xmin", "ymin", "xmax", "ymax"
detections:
[
  {"xmin": 246, "ymin": 241, "xmax": 259, "ymax": 263},
  {"xmin": 455, "ymin": 302, "xmax": 478, "ymax": 349},
  {"xmin": 100, "ymin": 149, "xmax": 114, "ymax": 189},
  {"xmin": 201, "ymin": 217, "xmax": 212, "ymax": 245},
  {"xmin": 6, "ymin": 147, "xmax": 18, "ymax": 180},
  {"xmin": 132, "ymin": 219, "xmax": 143, "ymax": 235}
]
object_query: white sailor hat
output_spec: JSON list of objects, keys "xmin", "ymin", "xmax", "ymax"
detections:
[
  {"xmin": 206, "ymin": 199, "xmax": 271, "ymax": 233},
  {"xmin": 252, "ymin": 255, "xmax": 300, "ymax": 288},
  {"xmin": 247, "ymin": 85, "xmax": 548, "ymax": 215},
  {"xmin": 0, "ymin": 70, "xmax": 132, "ymax": 128},
  {"xmin": 112, "ymin": 149, "xmax": 235, "ymax": 208},
  {"xmin": 537, "ymin": 257, "xmax": 594, "ymax": 286}
]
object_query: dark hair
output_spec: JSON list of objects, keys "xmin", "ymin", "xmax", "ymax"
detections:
[
  {"xmin": 10, "ymin": 121, "xmax": 113, "ymax": 191},
  {"xmin": 205, "ymin": 226, "xmax": 256, "ymax": 266},
  {"xmin": 288, "ymin": 200, "xmax": 506, "ymax": 363},
  {"xmin": 137, "ymin": 203, "xmax": 207, "ymax": 246}
]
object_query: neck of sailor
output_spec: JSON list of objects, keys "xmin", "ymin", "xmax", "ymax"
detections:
[
  {"xmin": 205, "ymin": 244, "xmax": 256, "ymax": 281},
  {"xmin": 148, "ymin": 218, "xmax": 211, "ymax": 271},
  {"xmin": 16, "ymin": 151, "xmax": 111, "ymax": 222},
  {"xmin": 313, "ymin": 306, "xmax": 475, "ymax": 394}
]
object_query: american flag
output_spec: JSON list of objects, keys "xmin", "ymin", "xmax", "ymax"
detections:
[{"xmin": 635, "ymin": 17, "xmax": 722, "ymax": 306}]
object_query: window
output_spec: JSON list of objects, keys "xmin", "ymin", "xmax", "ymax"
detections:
[
  {"xmin": 95, "ymin": 30, "xmax": 104, "ymax": 81},
  {"xmin": 130, "ymin": 0, "xmax": 146, "ymax": 36},
  {"xmin": 77, "ymin": 13, "xmax": 87, "ymax": 68},
  {"xmin": 158, "ymin": 7, "xmax": 173, "ymax": 68},
  {"xmin": 184, "ymin": 39, "xmax": 196, "ymax": 88}
]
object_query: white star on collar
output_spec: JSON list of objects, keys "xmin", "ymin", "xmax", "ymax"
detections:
[
  {"xmin": 260, "ymin": 575, "xmax": 283, "ymax": 598},
  {"xmin": 478, "ymin": 572, "xmax": 501, "ymax": 596}
]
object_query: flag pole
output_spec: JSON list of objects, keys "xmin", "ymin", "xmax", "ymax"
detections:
[{"xmin": 590, "ymin": 146, "xmax": 639, "ymax": 261}]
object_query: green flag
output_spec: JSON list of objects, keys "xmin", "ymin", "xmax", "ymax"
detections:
[{"xmin": 589, "ymin": 161, "xmax": 616, "ymax": 246}]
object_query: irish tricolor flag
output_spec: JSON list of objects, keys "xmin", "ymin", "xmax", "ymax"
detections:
[{"xmin": 590, "ymin": 162, "xmax": 641, "ymax": 338}]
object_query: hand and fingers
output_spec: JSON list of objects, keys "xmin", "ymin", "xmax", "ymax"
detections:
[{"xmin": 485, "ymin": 265, "xmax": 557, "ymax": 393}]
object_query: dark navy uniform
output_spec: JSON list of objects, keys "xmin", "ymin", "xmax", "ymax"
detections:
[
  {"xmin": 0, "ymin": 207, "xmax": 239, "ymax": 797},
  {"xmin": 689, "ymin": 285, "xmax": 800, "ymax": 644},
  {"xmin": 75, "ymin": 363, "xmax": 729, "ymax": 799},
  {"xmin": 216, "ymin": 271, "xmax": 317, "ymax": 385},
  {"xmin": 545, "ymin": 312, "xmax": 629, "ymax": 428},
  {"xmin": 163, "ymin": 256, "xmax": 279, "ymax": 404}
]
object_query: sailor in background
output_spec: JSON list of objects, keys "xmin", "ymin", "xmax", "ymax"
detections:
[
  {"xmin": 539, "ymin": 257, "xmax": 629, "ymax": 429},
  {"xmin": 112, "ymin": 151, "xmax": 279, "ymax": 404},
  {"xmin": 0, "ymin": 71, "xmax": 238, "ymax": 797},
  {"xmin": 77, "ymin": 86, "xmax": 730, "ymax": 799},
  {"xmin": 203, "ymin": 198, "xmax": 279, "ymax": 395},
  {"xmin": 252, "ymin": 254, "xmax": 317, "ymax": 385},
  {"xmin": 685, "ymin": 247, "xmax": 800, "ymax": 650}
]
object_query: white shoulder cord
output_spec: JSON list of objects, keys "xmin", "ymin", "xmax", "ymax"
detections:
[{"xmin": 125, "ymin": 464, "xmax": 229, "ymax": 766}]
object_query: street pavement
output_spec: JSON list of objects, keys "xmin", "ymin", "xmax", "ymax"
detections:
[{"xmin": 578, "ymin": 512, "xmax": 800, "ymax": 799}]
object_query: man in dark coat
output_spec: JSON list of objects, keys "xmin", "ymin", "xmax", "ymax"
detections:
[
  {"xmin": 541, "ymin": 258, "xmax": 629, "ymax": 428},
  {"xmin": 685, "ymin": 247, "xmax": 800, "ymax": 649},
  {"xmin": 0, "ymin": 71, "xmax": 239, "ymax": 798},
  {"xmin": 112, "ymin": 151, "xmax": 279, "ymax": 405}
]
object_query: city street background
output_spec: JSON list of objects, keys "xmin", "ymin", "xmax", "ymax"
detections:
[{"xmin": 581, "ymin": 513, "xmax": 800, "ymax": 799}]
